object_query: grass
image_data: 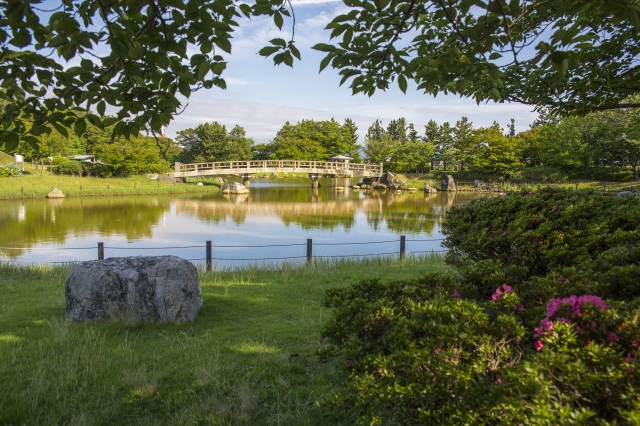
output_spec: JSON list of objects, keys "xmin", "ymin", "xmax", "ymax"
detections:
[
  {"xmin": 401, "ymin": 172, "xmax": 639, "ymax": 194},
  {"xmin": 0, "ymin": 151, "xmax": 223, "ymax": 199},
  {"xmin": 0, "ymin": 255, "xmax": 449, "ymax": 425}
]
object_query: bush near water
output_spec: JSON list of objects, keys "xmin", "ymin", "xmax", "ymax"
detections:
[{"xmin": 320, "ymin": 189, "xmax": 640, "ymax": 424}]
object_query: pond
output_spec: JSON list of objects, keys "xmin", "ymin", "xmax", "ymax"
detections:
[{"xmin": 0, "ymin": 177, "xmax": 488, "ymax": 268}]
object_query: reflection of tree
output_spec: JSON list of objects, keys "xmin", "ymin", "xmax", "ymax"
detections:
[
  {"xmin": 177, "ymin": 182, "xmax": 489, "ymax": 234},
  {"xmin": 363, "ymin": 191, "xmax": 484, "ymax": 235},
  {"xmin": 0, "ymin": 197, "xmax": 170, "ymax": 258}
]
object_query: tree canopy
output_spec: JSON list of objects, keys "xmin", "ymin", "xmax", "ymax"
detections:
[
  {"xmin": 313, "ymin": 0, "xmax": 640, "ymax": 115},
  {"xmin": 0, "ymin": 0, "xmax": 297, "ymax": 150},
  {"xmin": 176, "ymin": 121, "xmax": 254, "ymax": 163},
  {"xmin": 267, "ymin": 119, "xmax": 360, "ymax": 161}
]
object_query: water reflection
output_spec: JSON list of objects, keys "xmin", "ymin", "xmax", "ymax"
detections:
[{"xmin": 0, "ymin": 178, "xmax": 488, "ymax": 264}]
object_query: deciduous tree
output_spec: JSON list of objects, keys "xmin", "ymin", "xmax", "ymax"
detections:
[
  {"xmin": 0, "ymin": 0, "xmax": 298, "ymax": 149},
  {"xmin": 314, "ymin": 1, "xmax": 640, "ymax": 115}
]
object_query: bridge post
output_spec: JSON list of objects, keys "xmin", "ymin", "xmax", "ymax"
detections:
[{"xmin": 175, "ymin": 162, "xmax": 180, "ymax": 173}]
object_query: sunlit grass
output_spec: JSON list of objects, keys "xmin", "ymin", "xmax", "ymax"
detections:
[
  {"xmin": 0, "ymin": 256, "xmax": 447, "ymax": 424},
  {"xmin": 0, "ymin": 170, "xmax": 215, "ymax": 199}
]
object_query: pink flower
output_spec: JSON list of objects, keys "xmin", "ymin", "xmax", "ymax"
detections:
[
  {"xmin": 453, "ymin": 289, "xmax": 461, "ymax": 298},
  {"xmin": 501, "ymin": 231, "xmax": 507, "ymax": 237},
  {"xmin": 502, "ymin": 284, "xmax": 513, "ymax": 294},
  {"xmin": 517, "ymin": 304, "xmax": 525, "ymax": 312},
  {"xmin": 495, "ymin": 375, "xmax": 504, "ymax": 385},
  {"xmin": 491, "ymin": 287, "xmax": 503, "ymax": 302},
  {"xmin": 626, "ymin": 352, "xmax": 634, "ymax": 363},
  {"xmin": 534, "ymin": 340, "xmax": 544, "ymax": 351},
  {"xmin": 558, "ymin": 275, "xmax": 565, "ymax": 282},
  {"xmin": 551, "ymin": 205, "xmax": 557, "ymax": 212},
  {"xmin": 609, "ymin": 332, "xmax": 620, "ymax": 342}
]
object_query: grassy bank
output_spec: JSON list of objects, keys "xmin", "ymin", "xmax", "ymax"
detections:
[
  {"xmin": 0, "ymin": 151, "xmax": 222, "ymax": 199},
  {"xmin": 0, "ymin": 255, "xmax": 448, "ymax": 425},
  {"xmin": 401, "ymin": 173, "xmax": 640, "ymax": 194}
]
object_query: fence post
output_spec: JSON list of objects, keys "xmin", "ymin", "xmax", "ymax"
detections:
[
  {"xmin": 206, "ymin": 240, "xmax": 212, "ymax": 272},
  {"xmin": 98, "ymin": 242, "xmax": 104, "ymax": 260},
  {"xmin": 400, "ymin": 235, "xmax": 406, "ymax": 260},
  {"xmin": 307, "ymin": 238, "xmax": 313, "ymax": 264}
]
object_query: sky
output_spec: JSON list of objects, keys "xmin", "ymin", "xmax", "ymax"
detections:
[{"xmin": 166, "ymin": 0, "xmax": 540, "ymax": 145}]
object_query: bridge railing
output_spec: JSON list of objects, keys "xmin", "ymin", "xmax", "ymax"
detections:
[{"xmin": 174, "ymin": 160, "xmax": 383, "ymax": 175}]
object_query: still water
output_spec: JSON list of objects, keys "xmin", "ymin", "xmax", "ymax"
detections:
[{"xmin": 0, "ymin": 177, "xmax": 487, "ymax": 268}]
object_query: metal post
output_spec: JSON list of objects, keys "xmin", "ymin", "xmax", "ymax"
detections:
[
  {"xmin": 400, "ymin": 236, "xmax": 406, "ymax": 260},
  {"xmin": 206, "ymin": 240, "xmax": 212, "ymax": 272},
  {"xmin": 307, "ymin": 238, "xmax": 313, "ymax": 264},
  {"xmin": 98, "ymin": 242, "xmax": 104, "ymax": 260}
]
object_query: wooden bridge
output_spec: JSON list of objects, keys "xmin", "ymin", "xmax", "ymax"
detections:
[{"xmin": 171, "ymin": 160, "xmax": 384, "ymax": 180}]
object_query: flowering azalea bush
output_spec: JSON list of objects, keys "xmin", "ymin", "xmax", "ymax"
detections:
[{"xmin": 321, "ymin": 276, "xmax": 640, "ymax": 424}]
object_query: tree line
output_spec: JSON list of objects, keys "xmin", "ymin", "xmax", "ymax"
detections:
[{"xmin": 5, "ymin": 98, "xmax": 639, "ymax": 181}]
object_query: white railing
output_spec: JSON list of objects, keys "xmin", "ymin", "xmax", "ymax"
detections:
[{"xmin": 173, "ymin": 160, "xmax": 383, "ymax": 177}]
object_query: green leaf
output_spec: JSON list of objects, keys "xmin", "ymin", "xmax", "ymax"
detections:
[
  {"xmin": 239, "ymin": 4, "xmax": 252, "ymax": 18},
  {"xmin": 197, "ymin": 61, "xmax": 209, "ymax": 80},
  {"xmin": 398, "ymin": 74, "xmax": 407, "ymax": 93},
  {"xmin": 74, "ymin": 118, "xmax": 87, "ymax": 137},
  {"xmin": 319, "ymin": 55, "xmax": 332, "ymax": 72},
  {"xmin": 274, "ymin": 11, "xmax": 284, "ymax": 30},
  {"xmin": 259, "ymin": 45, "xmax": 281, "ymax": 57},
  {"xmin": 270, "ymin": 38, "xmax": 287, "ymax": 48},
  {"xmin": 97, "ymin": 101, "xmax": 106, "ymax": 117},
  {"xmin": 289, "ymin": 43, "xmax": 301, "ymax": 60},
  {"xmin": 313, "ymin": 43, "xmax": 337, "ymax": 53},
  {"xmin": 283, "ymin": 52, "xmax": 293, "ymax": 67}
]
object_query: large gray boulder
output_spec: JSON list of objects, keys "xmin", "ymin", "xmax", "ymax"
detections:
[
  {"xmin": 65, "ymin": 256, "xmax": 202, "ymax": 323},
  {"xmin": 221, "ymin": 181, "xmax": 249, "ymax": 194},
  {"xmin": 441, "ymin": 175, "xmax": 457, "ymax": 192}
]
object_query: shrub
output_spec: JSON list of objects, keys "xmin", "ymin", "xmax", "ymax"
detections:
[
  {"xmin": 443, "ymin": 189, "xmax": 640, "ymax": 302},
  {"xmin": 321, "ymin": 274, "xmax": 640, "ymax": 424},
  {"xmin": 0, "ymin": 164, "xmax": 22, "ymax": 177},
  {"xmin": 55, "ymin": 160, "xmax": 85, "ymax": 176}
]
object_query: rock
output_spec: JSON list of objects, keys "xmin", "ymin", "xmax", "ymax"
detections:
[
  {"xmin": 408, "ymin": 187, "xmax": 417, "ymax": 193},
  {"xmin": 335, "ymin": 186, "xmax": 345, "ymax": 191},
  {"xmin": 423, "ymin": 184, "xmax": 437, "ymax": 194},
  {"xmin": 352, "ymin": 185, "xmax": 360, "ymax": 190},
  {"xmin": 47, "ymin": 188, "xmax": 65, "ymax": 199},
  {"xmin": 441, "ymin": 175, "xmax": 457, "ymax": 192},
  {"xmin": 197, "ymin": 182, "xmax": 203, "ymax": 186},
  {"xmin": 159, "ymin": 176, "xmax": 181, "ymax": 184},
  {"xmin": 617, "ymin": 191, "xmax": 635, "ymax": 198},
  {"xmin": 65, "ymin": 256, "xmax": 202, "ymax": 323},
  {"xmin": 221, "ymin": 182, "xmax": 249, "ymax": 194},
  {"xmin": 147, "ymin": 174, "xmax": 159, "ymax": 180},
  {"xmin": 361, "ymin": 172, "xmax": 401, "ymax": 190}
]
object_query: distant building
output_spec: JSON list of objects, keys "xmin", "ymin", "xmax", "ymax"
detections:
[
  {"xmin": 331, "ymin": 155, "xmax": 353, "ymax": 163},
  {"xmin": 69, "ymin": 155, "xmax": 96, "ymax": 163}
]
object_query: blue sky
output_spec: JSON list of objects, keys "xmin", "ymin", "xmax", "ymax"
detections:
[{"xmin": 170, "ymin": 0, "xmax": 539, "ymax": 144}]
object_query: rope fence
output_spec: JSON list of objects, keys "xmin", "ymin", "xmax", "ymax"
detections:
[{"xmin": 0, "ymin": 236, "xmax": 447, "ymax": 270}]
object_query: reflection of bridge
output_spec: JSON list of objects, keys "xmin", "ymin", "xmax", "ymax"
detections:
[{"xmin": 171, "ymin": 160, "xmax": 384, "ymax": 181}]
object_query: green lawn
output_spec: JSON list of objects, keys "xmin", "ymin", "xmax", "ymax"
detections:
[{"xmin": 0, "ymin": 256, "xmax": 448, "ymax": 425}]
